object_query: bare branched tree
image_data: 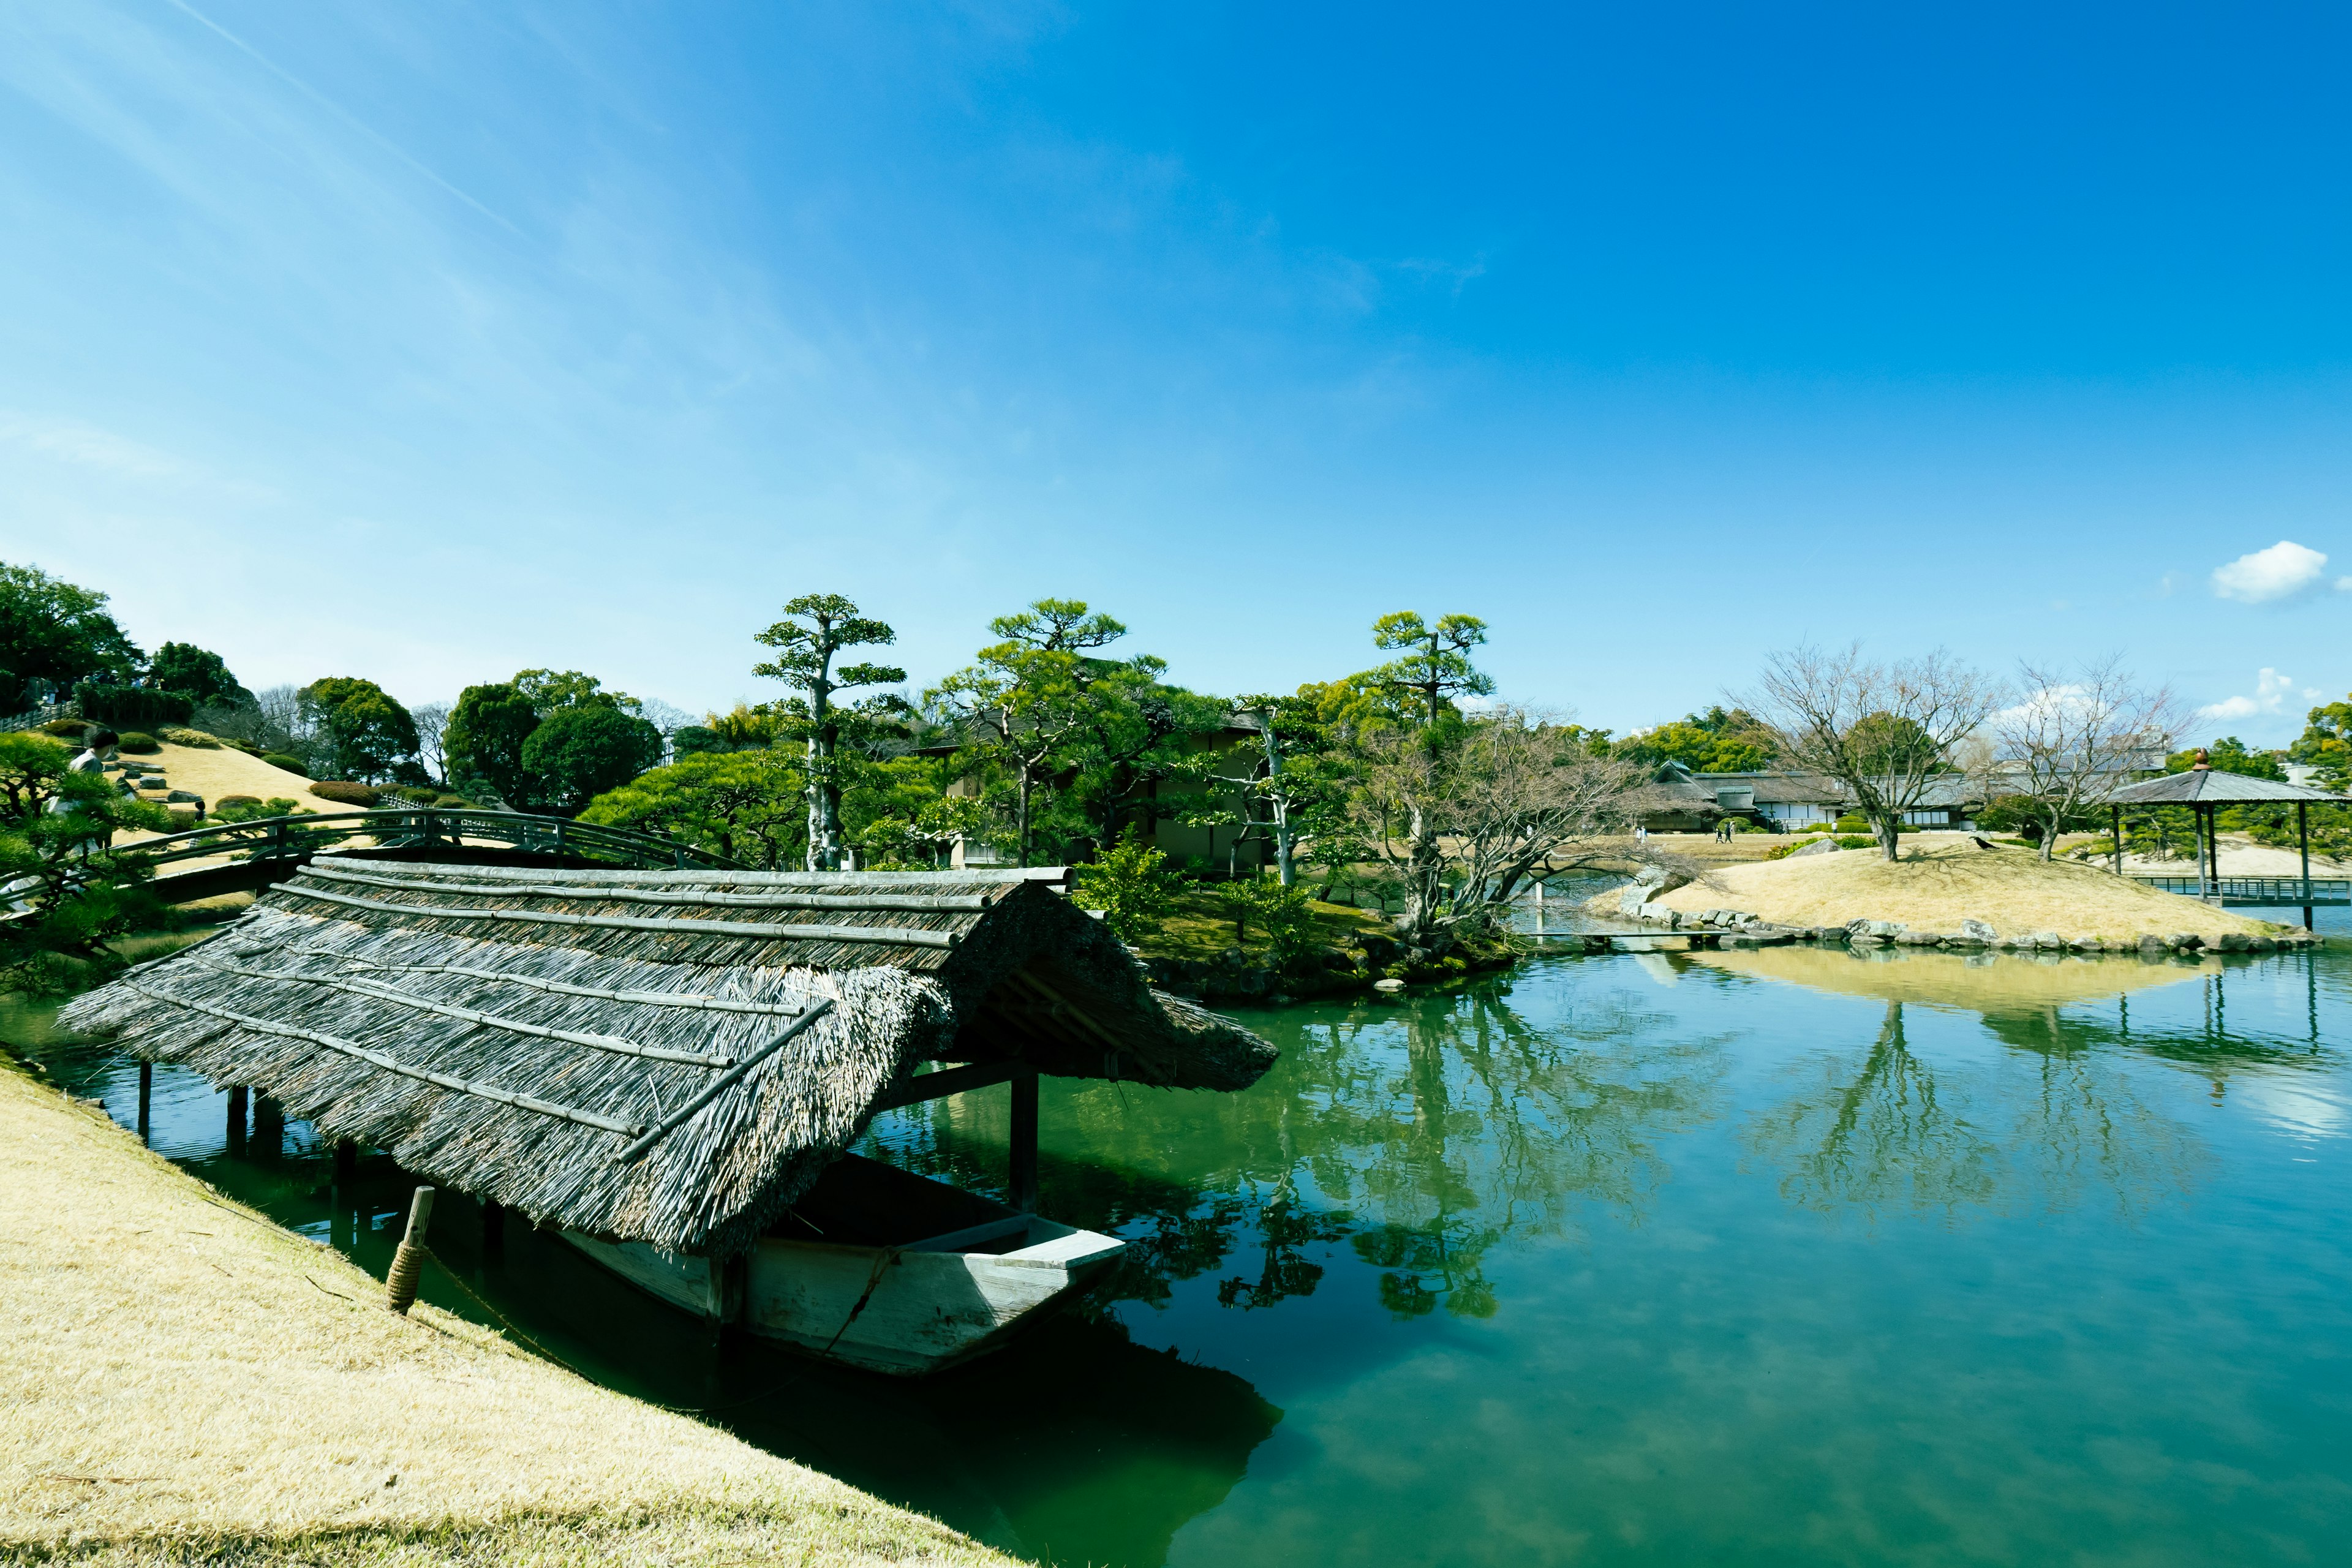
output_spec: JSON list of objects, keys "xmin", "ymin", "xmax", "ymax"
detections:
[
  {"xmin": 410, "ymin": 701, "xmax": 452, "ymax": 786},
  {"xmin": 1988, "ymin": 657, "xmax": 2179, "ymax": 861},
  {"xmin": 1743, "ymin": 644, "xmax": 2002, "ymax": 862},
  {"xmin": 1351, "ymin": 706, "xmax": 1648, "ymax": 943}
]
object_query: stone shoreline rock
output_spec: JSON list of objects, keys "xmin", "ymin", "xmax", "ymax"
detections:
[{"xmin": 1615, "ymin": 902, "xmax": 2320, "ymax": 954}]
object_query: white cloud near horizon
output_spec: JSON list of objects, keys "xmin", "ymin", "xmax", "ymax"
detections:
[
  {"xmin": 2198, "ymin": 667, "xmax": 2297, "ymax": 722},
  {"xmin": 2211, "ymin": 540, "xmax": 2334, "ymax": 604}
]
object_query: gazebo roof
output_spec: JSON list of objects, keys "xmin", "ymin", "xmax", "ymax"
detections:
[{"xmin": 2106, "ymin": 769, "xmax": 2345, "ymax": 805}]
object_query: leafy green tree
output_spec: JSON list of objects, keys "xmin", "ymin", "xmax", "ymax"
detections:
[
  {"xmin": 444, "ymin": 682, "xmax": 541, "ymax": 805},
  {"xmin": 513, "ymin": 668, "xmax": 639, "ymax": 714},
  {"xmin": 521, "ymin": 704, "xmax": 665, "ymax": 814},
  {"xmin": 0, "ymin": 734, "xmax": 173, "ymax": 993},
  {"xmin": 1071, "ymin": 829, "xmax": 1183, "ymax": 944},
  {"xmin": 2289, "ymin": 695, "xmax": 2352, "ymax": 790},
  {"xmin": 298, "ymin": 677, "xmax": 419, "ymax": 783},
  {"xmin": 581, "ymin": 750, "xmax": 809, "ymax": 868},
  {"xmin": 927, "ymin": 601, "xmax": 1115, "ymax": 866},
  {"xmin": 1367, "ymin": 612, "xmax": 1494, "ymax": 725},
  {"xmin": 147, "ymin": 642, "xmax": 254, "ymax": 708},
  {"xmin": 1616, "ymin": 706, "xmax": 1777, "ymax": 772},
  {"xmin": 753, "ymin": 595, "xmax": 907, "ymax": 871},
  {"xmin": 2166, "ymin": 736, "xmax": 2286, "ymax": 781},
  {"xmin": 0, "ymin": 562, "xmax": 143, "ymax": 701}
]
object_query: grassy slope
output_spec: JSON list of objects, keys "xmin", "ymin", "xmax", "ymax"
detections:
[
  {"xmin": 0, "ymin": 1065, "xmax": 1012, "ymax": 1568},
  {"xmin": 1129, "ymin": 887, "xmax": 1392, "ymax": 966},
  {"xmin": 1618, "ymin": 841, "xmax": 2282, "ymax": 941}
]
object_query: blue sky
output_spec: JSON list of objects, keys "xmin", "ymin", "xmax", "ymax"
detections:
[{"xmin": 6, "ymin": 2, "xmax": 2351, "ymax": 743}]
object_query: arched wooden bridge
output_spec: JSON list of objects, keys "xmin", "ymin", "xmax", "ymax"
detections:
[{"xmin": 136, "ymin": 807, "xmax": 744, "ymax": 903}]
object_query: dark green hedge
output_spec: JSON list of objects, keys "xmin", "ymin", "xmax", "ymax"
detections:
[{"xmin": 73, "ymin": 683, "xmax": 194, "ymax": 725}]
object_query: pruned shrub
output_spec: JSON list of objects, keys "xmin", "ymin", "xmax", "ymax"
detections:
[
  {"xmin": 1834, "ymin": 834, "xmax": 1876, "ymax": 850},
  {"xmin": 39, "ymin": 718, "xmax": 89, "ymax": 739},
  {"xmin": 160, "ymin": 727, "xmax": 222, "ymax": 748},
  {"xmin": 115, "ymin": 733, "xmax": 161, "ymax": 755},
  {"xmin": 216, "ymin": 794, "xmax": 260, "ymax": 810},
  {"xmin": 263, "ymin": 753, "xmax": 308, "ymax": 774},
  {"xmin": 432, "ymin": 794, "xmax": 472, "ymax": 808},
  {"xmin": 309, "ymin": 780, "xmax": 380, "ymax": 807}
]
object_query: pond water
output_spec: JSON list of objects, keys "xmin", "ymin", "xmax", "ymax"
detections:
[{"xmin": 10, "ymin": 930, "xmax": 2352, "ymax": 1566}]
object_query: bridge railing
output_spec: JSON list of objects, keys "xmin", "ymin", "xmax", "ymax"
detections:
[
  {"xmin": 134, "ymin": 809, "xmax": 743, "ymax": 875},
  {"xmin": 2127, "ymin": 873, "xmax": 2351, "ymax": 904}
]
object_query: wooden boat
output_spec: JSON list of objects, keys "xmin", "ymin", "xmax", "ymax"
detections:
[{"xmin": 564, "ymin": 1152, "xmax": 1125, "ymax": 1376}]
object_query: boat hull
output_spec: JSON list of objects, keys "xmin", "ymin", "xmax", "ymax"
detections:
[{"xmin": 562, "ymin": 1153, "xmax": 1123, "ymax": 1376}]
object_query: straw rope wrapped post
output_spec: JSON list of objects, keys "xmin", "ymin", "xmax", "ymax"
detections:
[{"xmin": 385, "ymin": 1185, "xmax": 435, "ymax": 1314}]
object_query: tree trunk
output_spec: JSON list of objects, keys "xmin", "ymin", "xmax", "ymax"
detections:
[
  {"xmin": 1016, "ymin": 771, "xmax": 1033, "ymax": 869},
  {"xmin": 2038, "ymin": 807, "xmax": 2057, "ymax": 862},
  {"xmin": 1872, "ymin": 809, "xmax": 1901, "ymax": 862},
  {"xmin": 1400, "ymin": 802, "xmax": 1446, "ymax": 943},
  {"xmin": 1262, "ymin": 722, "xmax": 1294, "ymax": 888}
]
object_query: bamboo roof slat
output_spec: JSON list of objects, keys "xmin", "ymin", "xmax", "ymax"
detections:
[
  {"xmin": 120, "ymin": 980, "xmax": 646, "ymax": 1136},
  {"xmin": 613, "ymin": 1000, "xmax": 834, "ymax": 1166},
  {"xmin": 279, "ymin": 881, "xmax": 961, "ymax": 948},
  {"xmin": 191, "ymin": 959, "xmax": 739, "ymax": 1068},
  {"xmin": 304, "ymin": 862, "xmax": 996, "ymax": 914},
  {"xmin": 287, "ymin": 949, "xmax": 813, "ymax": 1017}
]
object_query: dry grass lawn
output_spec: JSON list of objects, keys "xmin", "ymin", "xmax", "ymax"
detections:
[
  {"xmin": 119, "ymin": 742, "xmax": 322, "ymax": 818},
  {"xmin": 1604, "ymin": 840, "xmax": 2283, "ymax": 942},
  {"xmin": 1692, "ymin": 942, "xmax": 2215, "ymax": 1014},
  {"xmin": 0, "ymin": 1066, "xmax": 1012, "ymax": 1567}
]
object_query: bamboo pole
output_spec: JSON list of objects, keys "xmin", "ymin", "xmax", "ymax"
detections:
[{"xmin": 385, "ymin": 1186, "xmax": 434, "ymax": 1315}]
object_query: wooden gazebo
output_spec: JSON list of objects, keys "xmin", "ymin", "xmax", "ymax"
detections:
[{"xmin": 2105, "ymin": 754, "xmax": 2347, "ymax": 926}]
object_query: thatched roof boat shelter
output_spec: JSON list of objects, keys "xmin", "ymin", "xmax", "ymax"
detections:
[{"xmin": 59, "ymin": 859, "xmax": 1276, "ymax": 1259}]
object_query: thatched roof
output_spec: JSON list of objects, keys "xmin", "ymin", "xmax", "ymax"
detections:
[{"xmin": 59, "ymin": 858, "xmax": 1276, "ymax": 1256}]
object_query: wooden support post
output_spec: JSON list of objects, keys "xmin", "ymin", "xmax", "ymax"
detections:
[
  {"xmin": 2111, "ymin": 805, "xmax": 2123, "ymax": 876},
  {"xmin": 334, "ymin": 1137, "xmax": 356, "ymax": 1186},
  {"xmin": 136, "ymin": 1061, "xmax": 151, "ymax": 1144},
  {"xmin": 226, "ymin": 1085, "xmax": 247, "ymax": 1156},
  {"xmin": 2299, "ymin": 801, "xmax": 2314, "ymax": 931},
  {"xmin": 2197, "ymin": 806, "xmax": 2213, "ymax": 903},
  {"xmin": 385, "ymin": 1186, "xmax": 435, "ymax": 1315},
  {"xmin": 252, "ymin": 1095, "xmax": 285, "ymax": 1156},
  {"xmin": 481, "ymin": 1199, "xmax": 505, "ymax": 1261},
  {"xmin": 1009, "ymin": 1068, "xmax": 1039, "ymax": 1214}
]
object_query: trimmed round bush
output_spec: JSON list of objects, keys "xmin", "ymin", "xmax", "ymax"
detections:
[
  {"xmin": 216, "ymin": 794, "xmax": 260, "ymax": 809},
  {"xmin": 432, "ymin": 794, "xmax": 472, "ymax": 808},
  {"xmin": 39, "ymin": 718, "xmax": 89, "ymax": 739},
  {"xmin": 309, "ymin": 780, "xmax": 381, "ymax": 807},
  {"xmin": 160, "ymin": 726, "xmax": 222, "ymax": 748},
  {"xmin": 115, "ymin": 732, "xmax": 160, "ymax": 754},
  {"xmin": 263, "ymin": 753, "xmax": 308, "ymax": 774}
]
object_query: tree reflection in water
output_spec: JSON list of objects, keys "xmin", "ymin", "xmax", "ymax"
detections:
[
  {"xmin": 866, "ymin": 981, "xmax": 1730, "ymax": 1323},
  {"xmin": 1746, "ymin": 992, "xmax": 2220, "ymax": 1225}
]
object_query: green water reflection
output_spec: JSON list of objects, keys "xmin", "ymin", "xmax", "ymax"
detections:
[{"xmin": 11, "ymin": 943, "xmax": 2352, "ymax": 1565}]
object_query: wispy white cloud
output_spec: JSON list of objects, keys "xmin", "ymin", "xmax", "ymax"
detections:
[
  {"xmin": 2198, "ymin": 667, "xmax": 2297, "ymax": 722},
  {"xmin": 2211, "ymin": 540, "xmax": 2332, "ymax": 604},
  {"xmin": 0, "ymin": 411, "xmax": 183, "ymax": 478}
]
